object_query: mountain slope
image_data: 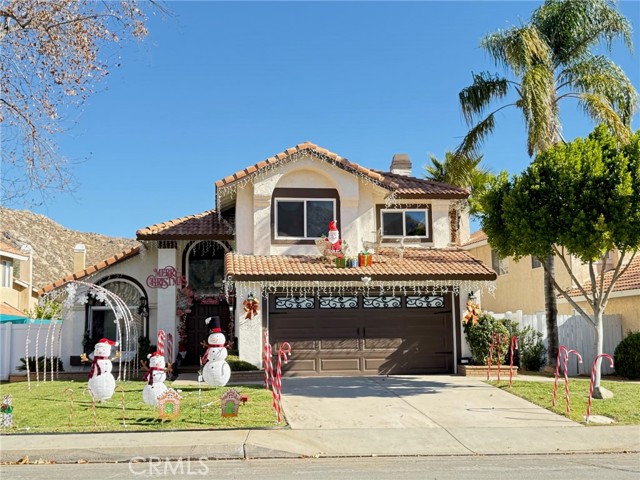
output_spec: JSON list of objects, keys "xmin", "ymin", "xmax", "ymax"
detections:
[{"xmin": 1, "ymin": 207, "xmax": 140, "ymax": 289}]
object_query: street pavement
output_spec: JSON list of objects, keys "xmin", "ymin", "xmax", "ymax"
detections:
[{"xmin": 0, "ymin": 375, "xmax": 638, "ymax": 463}]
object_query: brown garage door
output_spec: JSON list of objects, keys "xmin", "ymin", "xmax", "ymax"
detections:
[{"xmin": 268, "ymin": 293, "xmax": 453, "ymax": 376}]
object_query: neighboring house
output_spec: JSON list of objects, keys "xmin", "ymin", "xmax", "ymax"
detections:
[
  {"xmin": 0, "ymin": 240, "xmax": 36, "ymax": 316},
  {"xmin": 40, "ymin": 142, "xmax": 497, "ymax": 375},
  {"xmin": 561, "ymin": 256, "xmax": 640, "ymax": 333},
  {"xmin": 464, "ymin": 230, "xmax": 639, "ymax": 334}
]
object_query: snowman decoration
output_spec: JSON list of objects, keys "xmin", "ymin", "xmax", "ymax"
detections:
[
  {"xmin": 87, "ymin": 338, "xmax": 118, "ymax": 402},
  {"xmin": 201, "ymin": 316, "xmax": 231, "ymax": 387},
  {"xmin": 142, "ymin": 351, "xmax": 168, "ymax": 406}
]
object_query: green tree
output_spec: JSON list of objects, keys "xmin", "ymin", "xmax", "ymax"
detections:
[
  {"xmin": 482, "ymin": 126, "xmax": 640, "ymax": 396},
  {"xmin": 457, "ymin": 0, "xmax": 638, "ymax": 369},
  {"xmin": 425, "ymin": 151, "xmax": 494, "ymax": 243}
]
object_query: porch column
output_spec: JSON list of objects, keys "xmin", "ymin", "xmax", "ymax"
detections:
[{"xmin": 156, "ymin": 247, "xmax": 177, "ymax": 354}]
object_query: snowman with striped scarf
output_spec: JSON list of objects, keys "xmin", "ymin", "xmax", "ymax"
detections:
[
  {"xmin": 142, "ymin": 351, "xmax": 168, "ymax": 406},
  {"xmin": 87, "ymin": 338, "xmax": 118, "ymax": 402},
  {"xmin": 201, "ymin": 316, "xmax": 231, "ymax": 387}
]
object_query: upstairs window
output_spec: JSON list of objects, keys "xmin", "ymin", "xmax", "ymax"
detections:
[
  {"xmin": 492, "ymin": 250, "xmax": 509, "ymax": 275},
  {"xmin": 275, "ymin": 199, "xmax": 335, "ymax": 239},
  {"xmin": 1, "ymin": 260, "xmax": 12, "ymax": 288},
  {"xmin": 531, "ymin": 256, "xmax": 542, "ymax": 269},
  {"xmin": 381, "ymin": 209, "xmax": 428, "ymax": 238}
]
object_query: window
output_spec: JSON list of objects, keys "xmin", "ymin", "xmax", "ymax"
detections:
[
  {"xmin": 531, "ymin": 256, "xmax": 542, "ymax": 269},
  {"xmin": 275, "ymin": 198, "xmax": 335, "ymax": 239},
  {"xmin": 381, "ymin": 209, "xmax": 428, "ymax": 237},
  {"xmin": 1, "ymin": 260, "xmax": 12, "ymax": 288},
  {"xmin": 491, "ymin": 250, "xmax": 509, "ymax": 275},
  {"xmin": 187, "ymin": 241, "xmax": 226, "ymax": 295}
]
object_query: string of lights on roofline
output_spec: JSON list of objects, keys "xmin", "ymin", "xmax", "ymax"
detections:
[
  {"xmin": 226, "ymin": 278, "xmax": 496, "ymax": 301},
  {"xmin": 215, "ymin": 148, "xmax": 400, "ymax": 217}
]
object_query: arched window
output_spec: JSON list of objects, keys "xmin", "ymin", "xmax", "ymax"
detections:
[
  {"xmin": 88, "ymin": 277, "xmax": 147, "ymax": 348},
  {"xmin": 187, "ymin": 241, "xmax": 227, "ymax": 296}
]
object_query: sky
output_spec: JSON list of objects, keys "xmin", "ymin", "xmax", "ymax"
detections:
[{"xmin": 21, "ymin": 0, "xmax": 640, "ymax": 239}]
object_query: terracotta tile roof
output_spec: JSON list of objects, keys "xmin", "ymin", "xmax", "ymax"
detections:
[
  {"xmin": 370, "ymin": 169, "xmax": 469, "ymax": 199},
  {"xmin": 225, "ymin": 247, "xmax": 496, "ymax": 281},
  {"xmin": 215, "ymin": 142, "xmax": 387, "ymax": 189},
  {"xmin": 136, "ymin": 210, "xmax": 233, "ymax": 240},
  {"xmin": 215, "ymin": 142, "xmax": 467, "ymax": 199},
  {"xmin": 0, "ymin": 302, "xmax": 27, "ymax": 318},
  {"xmin": 0, "ymin": 240, "xmax": 26, "ymax": 257},
  {"xmin": 38, "ymin": 246, "xmax": 140, "ymax": 295},
  {"xmin": 566, "ymin": 256, "xmax": 640, "ymax": 297},
  {"xmin": 463, "ymin": 230, "xmax": 488, "ymax": 246}
]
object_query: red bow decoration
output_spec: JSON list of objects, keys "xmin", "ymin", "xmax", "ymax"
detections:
[{"xmin": 243, "ymin": 297, "xmax": 260, "ymax": 320}]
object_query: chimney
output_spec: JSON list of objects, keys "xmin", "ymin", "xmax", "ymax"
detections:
[
  {"xmin": 74, "ymin": 243, "xmax": 86, "ymax": 272},
  {"xmin": 390, "ymin": 153, "xmax": 412, "ymax": 176}
]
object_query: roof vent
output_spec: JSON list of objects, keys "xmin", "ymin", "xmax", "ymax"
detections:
[{"xmin": 390, "ymin": 153, "xmax": 412, "ymax": 176}]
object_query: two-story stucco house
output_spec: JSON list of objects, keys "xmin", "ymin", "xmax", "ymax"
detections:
[{"xmin": 41, "ymin": 143, "xmax": 497, "ymax": 375}]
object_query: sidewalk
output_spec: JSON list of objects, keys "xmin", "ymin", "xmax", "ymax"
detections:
[{"xmin": 1, "ymin": 375, "xmax": 638, "ymax": 463}]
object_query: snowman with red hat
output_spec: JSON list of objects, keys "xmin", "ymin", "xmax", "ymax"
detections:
[
  {"xmin": 142, "ymin": 351, "xmax": 168, "ymax": 406},
  {"xmin": 201, "ymin": 316, "xmax": 231, "ymax": 387},
  {"xmin": 87, "ymin": 338, "xmax": 118, "ymax": 402},
  {"xmin": 325, "ymin": 220, "xmax": 343, "ymax": 252}
]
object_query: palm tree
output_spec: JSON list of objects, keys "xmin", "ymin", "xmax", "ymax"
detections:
[
  {"xmin": 457, "ymin": 0, "xmax": 638, "ymax": 369},
  {"xmin": 425, "ymin": 151, "xmax": 494, "ymax": 244}
]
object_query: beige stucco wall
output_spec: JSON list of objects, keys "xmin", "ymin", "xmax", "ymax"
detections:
[
  {"xmin": 565, "ymin": 292, "xmax": 640, "ymax": 334},
  {"xmin": 466, "ymin": 242, "xmax": 575, "ymax": 314}
]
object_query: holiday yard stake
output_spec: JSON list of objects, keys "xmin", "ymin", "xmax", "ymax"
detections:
[
  {"xmin": 115, "ymin": 386, "xmax": 127, "ymax": 427},
  {"xmin": 553, "ymin": 346, "xmax": 569, "ymax": 408},
  {"xmin": 586, "ymin": 354, "xmax": 614, "ymax": 423},
  {"xmin": 166, "ymin": 333, "xmax": 173, "ymax": 365},
  {"xmin": 509, "ymin": 336, "xmax": 518, "ymax": 388},
  {"xmin": 157, "ymin": 330, "xmax": 166, "ymax": 358},
  {"xmin": 272, "ymin": 342, "xmax": 292, "ymax": 424},
  {"xmin": 563, "ymin": 349, "xmax": 583, "ymax": 414},
  {"xmin": 263, "ymin": 329, "xmax": 273, "ymax": 390},
  {"xmin": 63, "ymin": 388, "xmax": 74, "ymax": 427}
]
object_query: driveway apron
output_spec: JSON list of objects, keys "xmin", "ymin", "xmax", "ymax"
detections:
[{"xmin": 280, "ymin": 375, "xmax": 580, "ymax": 430}]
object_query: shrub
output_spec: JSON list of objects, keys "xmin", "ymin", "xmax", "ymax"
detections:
[
  {"xmin": 17, "ymin": 356, "xmax": 64, "ymax": 372},
  {"xmin": 227, "ymin": 355, "xmax": 259, "ymax": 371},
  {"xmin": 138, "ymin": 335, "xmax": 157, "ymax": 361},
  {"xmin": 502, "ymin": 319, "xmax": 546, "ymax": 372},
  {"xmin": 463, "ymin": 313, "xmax": 509, "ymax": 365},
  {"xmin": 614, "ymin": 331, "xmax": 640, "ymax": 379}
]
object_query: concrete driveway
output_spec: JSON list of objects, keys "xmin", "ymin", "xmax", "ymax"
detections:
[{"xmin": 281, "ymin": 375, "xmax": 580, "ymax": 430}]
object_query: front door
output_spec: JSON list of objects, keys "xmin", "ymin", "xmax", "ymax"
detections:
[{"xmin": 184, "ymin": 300, "xmax": 230, "ymax": 366}]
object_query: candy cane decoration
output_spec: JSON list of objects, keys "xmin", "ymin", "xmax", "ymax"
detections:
[
  {"xmin": 166, "ymin": 334, "xmax": 173, "ymax": 364},
  {"xmin": 273, "ymin": 342, "xmax": 291, "ymax": 424},
  {"xmin": 63, "ymin": 388, "xmax": 74, "ymax": 427},
  {"xmin": 552, "ymin": 346, "xmax": 569, "ymax": 408},
  {"xmin": 115, "ymin": 385, "xmax": 127, "ymax": 428},
  {"xmin": 263, "ymin": 330, "xmax": 273, "ymax": 390},
  {"xmin": 157, "ymin": 330, "xmax": 166, "ymax": 359},
  {"xmin": 487, "ymin": 335, "xmax": 495, "ymax": 380},
  {"xmin": 562, "ymin": 349, "xmax": 582, "ymax": 413},
  {"xmin": 585, "ymin": 354, "xmax": 614, "ymax": 423},
  {"xmin": 495, "ymin": 333, "xmax": 505, "ymax": 384},
  {"xmin": 509, "ymin": 336, "xmax": 518, "ymax": 388}
]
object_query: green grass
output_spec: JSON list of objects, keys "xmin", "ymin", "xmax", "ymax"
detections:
[
  {"xmin": 0, "ymin": 380, "xmax": 284, "ymax": 434},
  {"xmin": 490, "ymin": 378, "xmax": 640, "ymax": 425}
]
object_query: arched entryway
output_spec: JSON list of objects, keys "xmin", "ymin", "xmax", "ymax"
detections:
[{"xmin": 181, "ymin": 241, "xmax": 233, "ymax": 366}]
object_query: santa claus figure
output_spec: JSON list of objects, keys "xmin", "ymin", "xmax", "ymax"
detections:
[
  {"xmin": 87, "ymin": 338, "xmax": 118, "ymax": 402},
  {"xmin": 326, "ymin": 220, "xmax": 342, "ymax": 252},
  {"xmin": 142, "ymin": 351, "xmax": 168, "ymax": 406},
  {"xmin": 201, "ymin": 316, "xmax": 231, "ymax": 387}
]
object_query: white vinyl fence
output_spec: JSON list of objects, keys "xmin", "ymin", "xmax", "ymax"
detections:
[{"xmin": 488, "ymin": 310, "xmax": 623, "ymax": 376}]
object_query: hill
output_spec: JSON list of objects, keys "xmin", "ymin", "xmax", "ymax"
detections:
[{"xmin": 1, "ymin": 207, "xmax": 140, "ymax": 289}]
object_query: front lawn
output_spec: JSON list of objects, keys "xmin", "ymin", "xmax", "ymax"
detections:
[
  {"xmin": 491, "ymin": 377, "xmax": 640, "ymax": 425},
  {"xmin": 0, "ymin": 379, "xmax": 284, "ymax": 434}
]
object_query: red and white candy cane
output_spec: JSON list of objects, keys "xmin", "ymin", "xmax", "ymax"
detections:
[
  {"xmin": 562, "ymin": 349, "xmax": 582, "ymax": 413},
  {"xmin": 157, "ymin": 329, "xmax": 166, "ymax": 358},
  {"xmin": 272, "ymin": 342, "xmax": 291, "ymax": 424},
  {"xmin": 552, "ymin": 346, "xmax": 569, "ymax": 408},
  {"xmin": 495, "ymin": 333, "xmax": 505, "ymax": 384},
  {"xmin": 509, "ymin": 336, "xmax": 518, "ymax": 388},
  {"xmin": 585, "ymin": 354, "xmax": 614, "ymax": 423},
  {"xmin": 263, "ymin": 330, "xmax": 273, "ymax": 390},
  {"xmin": 486, "ymin": 334, "xmax": 496, "ymax": 380},
  {"xmin": 166, "ymin": 334, "xmax": 173, "ymax": 363}
]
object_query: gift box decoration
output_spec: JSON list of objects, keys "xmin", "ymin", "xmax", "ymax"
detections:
[
  {"xmin": 335, "ymin": 255, "xmax": 346, "ymax": 268},
  {"xmin": 358, "ymin": 252, "xmax": 373, "ymax": 267}
]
